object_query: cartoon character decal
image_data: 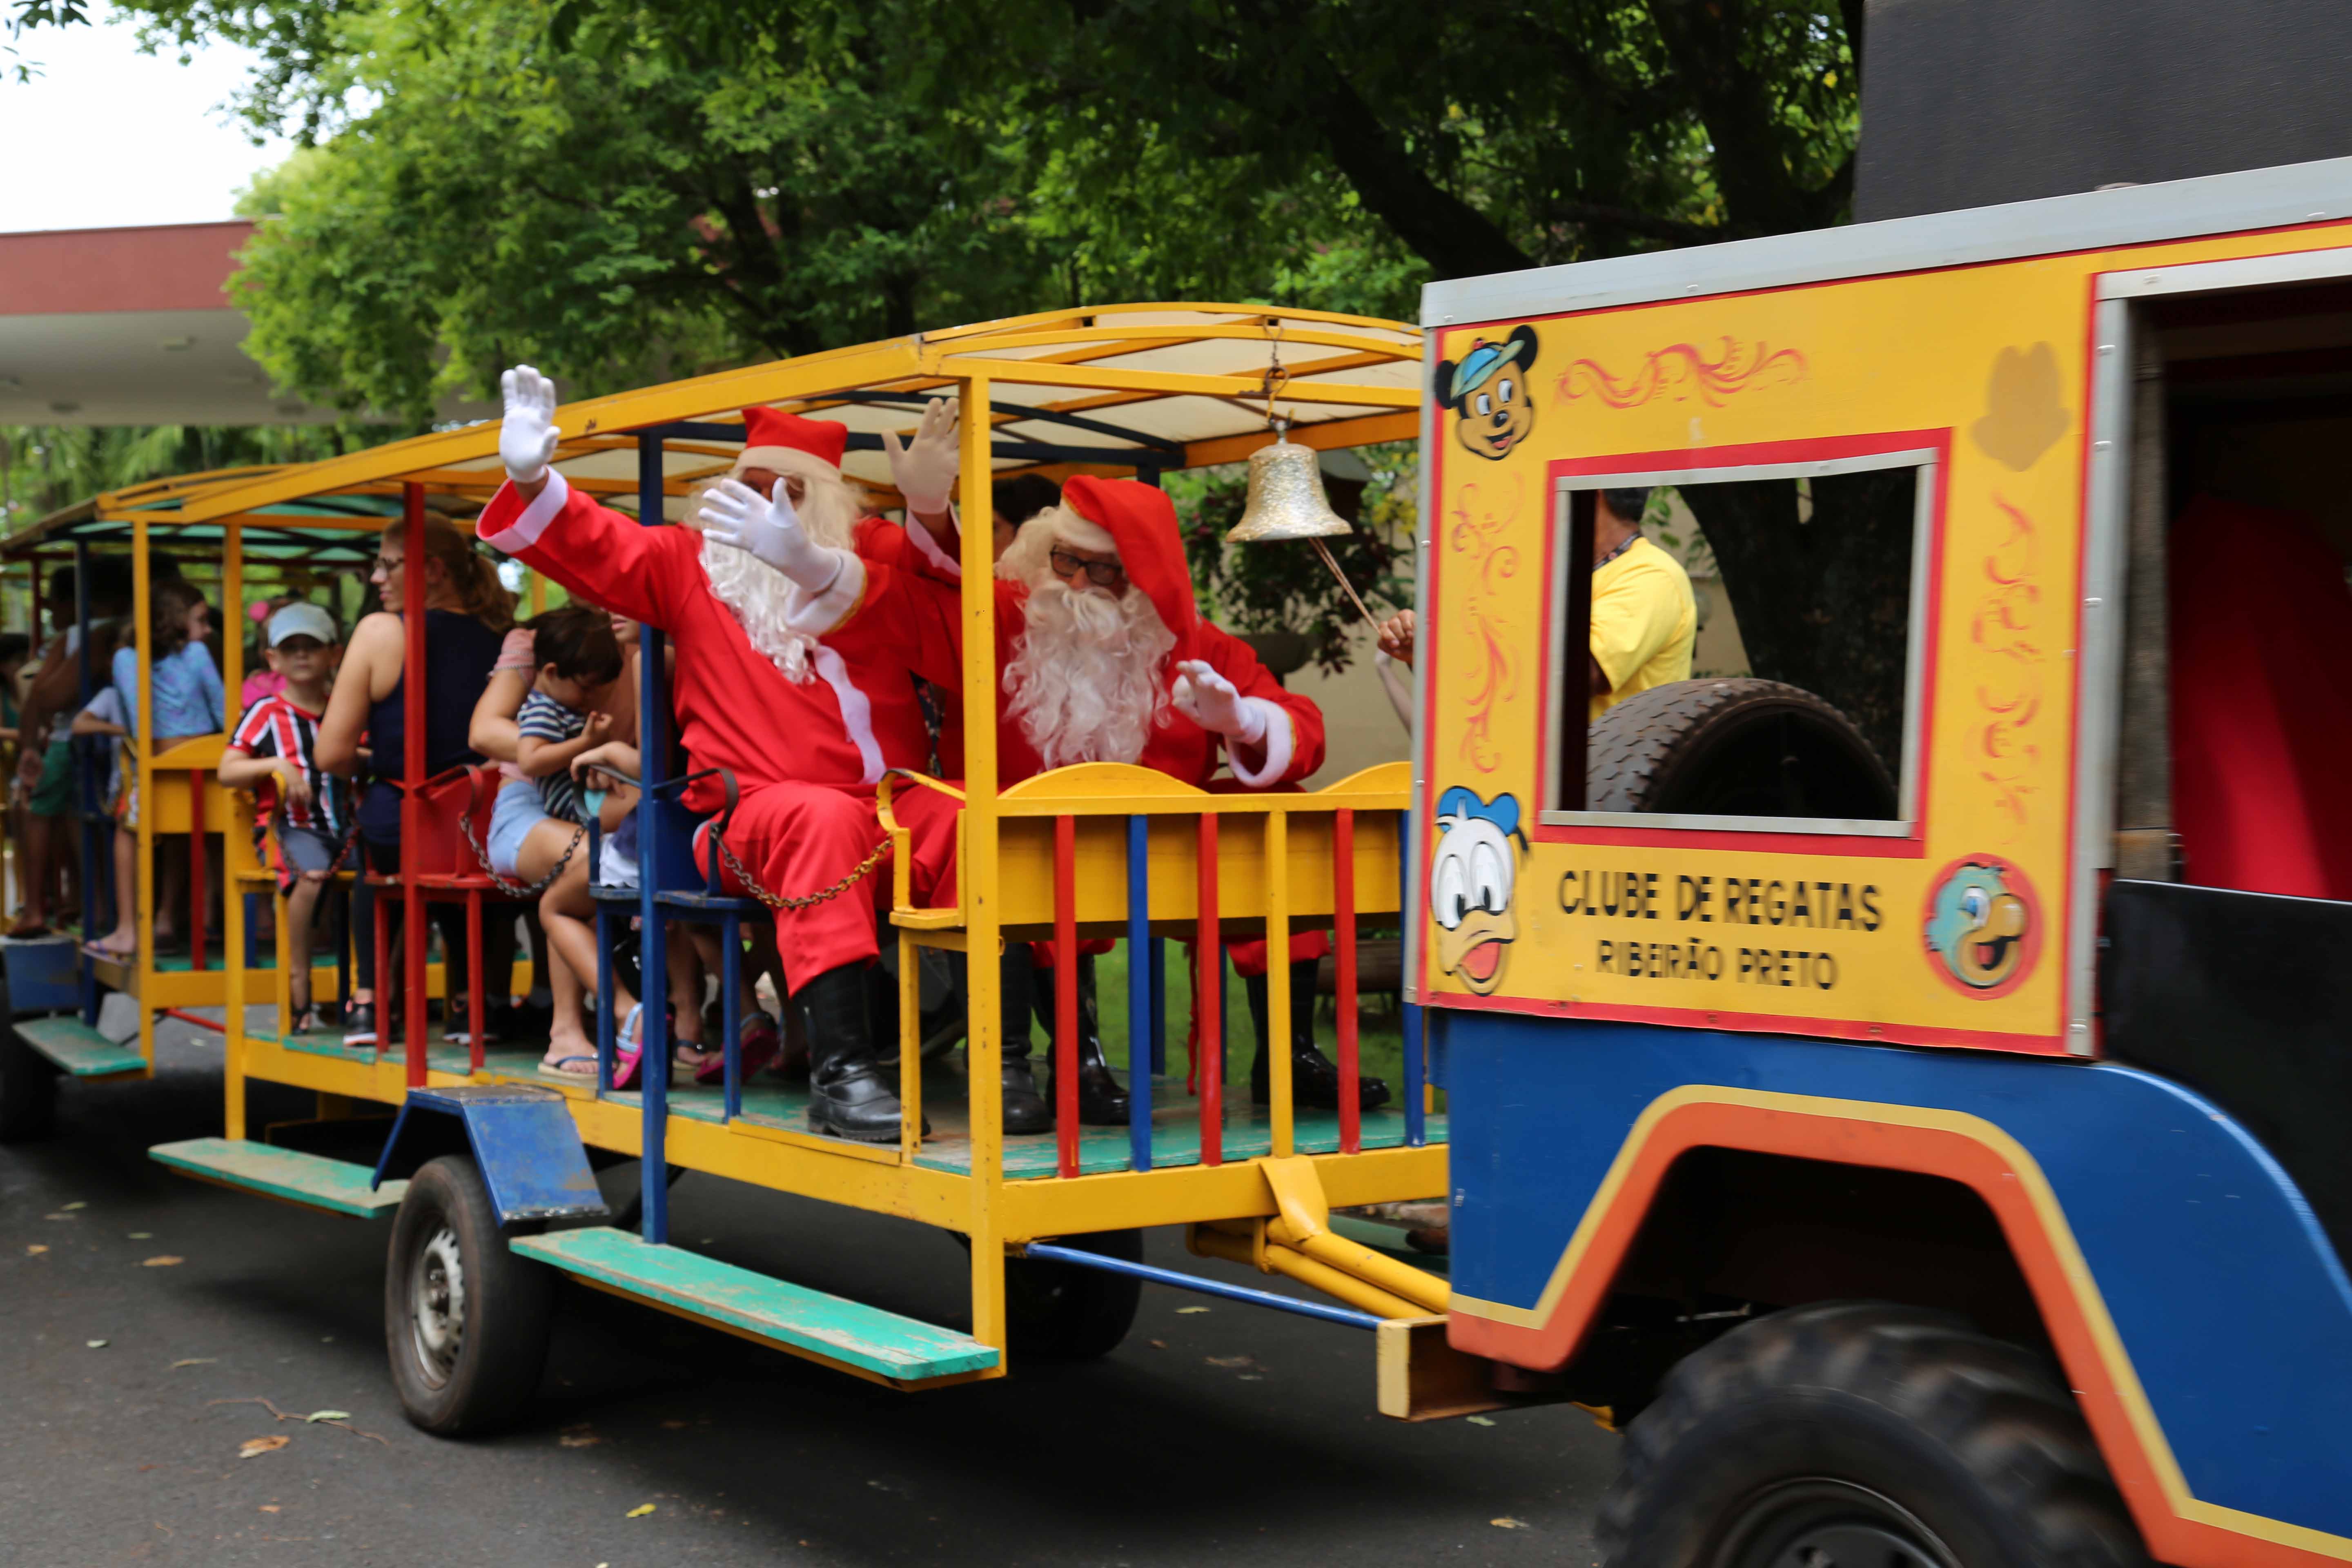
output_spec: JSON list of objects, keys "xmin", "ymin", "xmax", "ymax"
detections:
[
  {"xmin": 1923, "ymin": 855, "xmax": 2041, "ymax": 998},
  {"xmin": 1430, "ymin": 786, "xmax": 1527, "ymax": 995},
  {"xmin": 1435, "ymin": 324, "xmax": 1538, "ymax": 462}
]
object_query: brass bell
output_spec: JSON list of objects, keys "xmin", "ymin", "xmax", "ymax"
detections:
[{"xmin": 1225, "ymin": 439, "xmax": 1353, "ymax": 543}]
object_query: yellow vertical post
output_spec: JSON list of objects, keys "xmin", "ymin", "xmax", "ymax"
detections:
[
  {"xmin": 1265, "ymin": 808, "xmax": 1293, "ymax": 1158},
  {"xmin": 958, "ymin": 374, "xmax": 1008, "ymax": 1373},
  {"xmin": 131, "ymin": 518, "xmax": 155, "ymax": 1070},
  {"xmin": 529, "ymin": 568, "xmax": 547, "ymax": 616},
  {"xmin": 221, "ymin": 520, "xmax": 245, "ymax": 1137}
]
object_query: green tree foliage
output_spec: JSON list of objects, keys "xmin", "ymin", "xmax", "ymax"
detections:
[
  {"xmin": 95, "ymin": 0, "xmax": 1860, "ymax": 670},
  {"xmin": 0, "ymin": 421, "xmax": 377, "ymax": 530}
]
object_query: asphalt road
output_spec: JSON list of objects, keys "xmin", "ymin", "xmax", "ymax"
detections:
[{"xmin": 2, "ymin": 1018, "xmax": 1617, "ymax": 1567}]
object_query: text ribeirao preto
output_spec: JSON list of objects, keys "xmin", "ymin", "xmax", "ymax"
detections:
[{"xmin": 1559, "ymin": 870, "xmax": 1882, "ymax": 991}]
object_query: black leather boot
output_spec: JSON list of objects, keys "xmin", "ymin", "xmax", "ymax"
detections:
[
  {"xmin": 800, "ymin": 965, "xmax": 922, "ymax": 1143},
  {"xmin": 997, "ymin": 949, "xmax": 1051, "ymax": 1136},
  {"xmin": 1245, "ymin": 959, "xmax": 1391, "ymax": 1112},
  {"xmin": 1033, "ymin": 953, "xmax": 1131, "ymax": 1126}
]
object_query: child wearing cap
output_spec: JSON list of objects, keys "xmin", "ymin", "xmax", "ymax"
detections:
[{"xmin": 219, "ymin": 603, "xmax": 353, "ymax": 1034}]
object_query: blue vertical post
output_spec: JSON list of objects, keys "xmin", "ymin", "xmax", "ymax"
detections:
[
  {"xmin": 1399, "ymin": 812, "xmax": 1425, "ymax": 1147},
  {"xmin": 1125, "ymin": 815, "xmax": 1152, "ymax": 1171},
  {"xmin": 635, "ymin": 434, "xmax": 672, "ymax": 1243},
  {"xmin": 73, "ymin": 542, "xmax": 97, "ymax": 1025},
  {"xmin": 1147, "ymin": 938, "xmax": 1166, "ymax": 1077}
]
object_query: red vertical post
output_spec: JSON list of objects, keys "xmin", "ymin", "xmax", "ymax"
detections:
[
  {"xmin": 1053, "ymin": 815, "xmax": 1079, "ymax": 1178},
  {"xmin": 187, "ymin": 770, "xmax": 208, "ymax": 973},
  {"xmin": 401, "ymin": 483, "xmax": 428, "ymax": 1088},
  {"xmin": 1334, "ymin": 808, "xmax": 1360, "ymax": 1154},
  {"xmin": 465, "ymin": 891, "xmax": 485, "ymax": 1071},
  {"xmin": 1195, "ymin": 812, "xmax": 1221, "ymax": 1168}
]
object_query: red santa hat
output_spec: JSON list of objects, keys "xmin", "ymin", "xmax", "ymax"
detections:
[
  {"xmin": 1058, "ymin": 475, "xmax": 1199, "ymax": 653},
  {"xmin": 735, "ymin": 405, "xmax": 848, "ymax": 478}
]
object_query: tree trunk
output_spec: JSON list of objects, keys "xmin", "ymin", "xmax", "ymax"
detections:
[{"xmin": 1677, "ymin": 468, "xmax": 1916, "ymax": 772}]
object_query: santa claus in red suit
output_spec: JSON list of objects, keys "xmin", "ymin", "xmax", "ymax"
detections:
[
  {"xmin": 850, "ymin": 446, "xmax": 1389, "ymax": 1121},
  {"xmin": 482, "ymin": 367, "xmax": 969, "ymax": 1143}
]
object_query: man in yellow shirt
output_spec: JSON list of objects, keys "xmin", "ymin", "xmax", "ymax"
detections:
[
  {"xmin": 1586, "ymin": 486, "xmax": 1695, "ymax": 719},
  {"xmin": 1376, "ymin": 486, "xmax": 1693, "ymax": 718}
]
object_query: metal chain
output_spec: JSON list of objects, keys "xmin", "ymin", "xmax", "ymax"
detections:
[
  {"xmin": 461, "ymin": 812, "xmax": 588, "ymax": 898},
  {"xmin": 708, "ymin": 824, "xmax": 890, "ymax": 911}
]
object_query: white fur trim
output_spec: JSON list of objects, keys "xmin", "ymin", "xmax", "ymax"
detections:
[
  {"xmin": 1054, "ymin": 508, "xmax": 1117, "ymax": 555},
  {"xmin": 906, "ymin": 504, "xmax": 963, "ymax": 578},
  {"xmin": 481, "ymin": 468, "xmax": 570, "ymax": 553},
  {"xmin": 810, "ymin": 644, "xmax": 884, "ymax": 785},
  {"xmin": 732, "ymin": 445, "xmax": 840, "ymax": 482},
  {"xmin": 783, "ymin": 550, "xmax": 864, "ymax": 636},
  {"xmin": 1225, "ymin": 697, "xmax": 1294, "ymax": 788}
]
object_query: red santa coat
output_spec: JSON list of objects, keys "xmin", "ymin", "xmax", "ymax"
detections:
[{"xmin": 477, "ymin": 471, "xmax": 962, "ymax": 984}]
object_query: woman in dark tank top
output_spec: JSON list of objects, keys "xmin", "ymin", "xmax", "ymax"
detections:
[{"xmin": 316, "ymin": 512, "xmax": 512, "ymax": 1044}]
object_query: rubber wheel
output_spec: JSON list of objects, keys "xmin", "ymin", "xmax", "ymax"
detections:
[
  {"xmin": 1006, "ymin": 1229, "xmax": 1144, "ymax": 1360},
  {"xmin": 384, "ymin": 1154, "xmax": 556, "ymax": 1435},
  {"xmin": 1586, "ymin": 679, "xmax": 1895, "ymax": 820},
  {"xmin": 0, "ymin": 1025, "xmax": 59, "ymax": 1143},
  {"xmin": 1597, "ymin": 1300, "xmax": 2147, "ymax": 1568}
]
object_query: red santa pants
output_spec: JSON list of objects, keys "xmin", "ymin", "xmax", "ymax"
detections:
[{"xmin": 694, "ymin": 779, "xmax": 961, "ymax": 992}]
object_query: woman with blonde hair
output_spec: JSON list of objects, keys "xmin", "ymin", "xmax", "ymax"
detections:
[{"xmin": 315, "ymin": 510, "xmax": 513, "ymax": 1044}]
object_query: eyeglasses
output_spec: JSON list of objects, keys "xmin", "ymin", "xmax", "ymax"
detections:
[
  {"xmin": 372, "ymin": 556, "xmax": 401, "ymax": 575},
  {"xmin": 1049, "ymin": 547, "xmax": 1125, "ymax": 588}
]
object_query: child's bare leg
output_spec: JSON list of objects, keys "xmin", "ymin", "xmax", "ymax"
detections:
[
  {"xmin": 671, "ymin": 924, "xmax": 714, "ymax": 1069},
  {"xmin": 286, "ymin": 871, "xmax": 326, "ymax": 1022},
  {"xmin": 542, "ymin": 915, "xmax": 590, "ymax": 1059},
  {"xmin": 93, "ymin": 827, "xmax": 137, "ymax": 956}
]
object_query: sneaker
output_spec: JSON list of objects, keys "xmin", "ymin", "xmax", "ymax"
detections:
[{"xmin": 342, "ymin": 1003, "xmax": 377, "ymax": 1047}]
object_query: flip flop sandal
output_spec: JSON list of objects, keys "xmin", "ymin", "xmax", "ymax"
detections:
[
  {"xmin": 539, "ymin": 1054, "xmax": 600, "ymax": 1080},
  {"xmin": 288, "ymin": 1006, "xmax": 321, "ymax": 1036},
  {"xmin": 735, "ymin": 1012, "xmax": 782, "ymax": 1080},
  {"xmin": 609, "ymin": 1005, "xmax": 649, "ymax": 1090},
  {"xmin": 84, "ymin": 940, "xmax": 136, "ymax": 962}
]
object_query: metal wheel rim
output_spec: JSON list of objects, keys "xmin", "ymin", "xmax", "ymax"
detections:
[
  {"xmin": 408, "ymin": 1224, "xmax": 466, "ymax": 1390},
  {"xmin": 1713, "ymin": 1477, "xmax": 1961, "ymax": 1568}
]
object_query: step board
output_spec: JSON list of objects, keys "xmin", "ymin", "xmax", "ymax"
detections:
[
  {"xmin": 16, "ymin": 1016, "xmax": 146, "ymax": 1078},
  {"xmin": 150, "ymin": 1138, "xmax": 407, "ymax": 1219},
  {"xmin": 514, "ymin": 1227, "xmax": 998, "ymax": 1388}
]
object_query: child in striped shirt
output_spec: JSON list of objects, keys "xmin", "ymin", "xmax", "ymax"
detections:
[
  {"xmin": 514, "ymin": 606, "xmax": 624, "ymax": 825},
  {"xmin": 219, "ymin": 604, "xmax": 352, "ymax": 1033}
]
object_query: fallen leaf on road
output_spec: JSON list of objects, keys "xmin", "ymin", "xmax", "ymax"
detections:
[
  {"xmin": 86, "ymin": 1339, "xmax": 109, "ymax": 1349},
  {"xmin": 1490, "ymin": 1517, "xmax": 1528, "ymax": 1530},
  {"xmin": 1237, "ymin": 1374, "xmax": 1265, "ymax": 1381},
  {"xmin": 660, "ymin": 1419, "xmax": 689, "ymax": 1430},
  {"xmin": 238, "ymin": 1437, "xmax": 290, "ymax": 1459},
  {"xmin": 559, "ymin": 1432, "xmax": 601, "ymax": 1448},
  {"xmin": 170, "ymin": 1359, "xmax": 216, "ymax": 1369},
  {"xmin": 258, "ymin": 1506, "xmax": 281, "ymax": 1514},
  {"xmin": 1148, "ymin": 1339, "xmax": 1167, "ymax": 1349},
  {"xmin": 45, "ymin": 1213, "xmax": 76, "ymax": 1221},
  {"xmin": 1465, "ymin": 1415, "xmax": 1496, "ymax": 1427},
  {"xmin": 304, "ymin": 1411, "xmax": 351, "ymax": 1423},
  {"xmin": 626, "ymin": 1504, "xmax": 657, "ymax": 1519},
  {"xmin": 24, "ymin": 1244, "xmax": 46, "ymax": 1255},
  {"xmin": 1205, "ymin": 1355, "xmax": 1257, "ymax": 1368},
  {"xmin": 1174, "ymin": 1305, "xmax": 1210, "ymax": 1314},
  {"xmin": 142, "ymin": 1256, "xmax": 184, "ymax": 1267},
  {"xmin": 128, "ymin": 1232, "xmax": 153, "ymax": 1240},
  {"xmin": 61, "ymin": 1201, "xmax": 86, "ymax": 1211}
]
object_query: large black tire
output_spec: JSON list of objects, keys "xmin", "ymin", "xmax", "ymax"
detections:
[
  {"xmin": 384, "ymin": 1154, "xmax": 556, "ymax": 1435},
  {"xmin": 1006, "ymin": 1229, "xmax": 1144, "ymax": 1361},
  {"xmin": 1597, "ymin": 1301, "xmax": 2147, "ymax": 1568},
  {"xmin": 0, "ymin": 1025, "xmax": 59, "ymax": 1143},
  {"xmin": 1587, "ymin": 679, "xmax": 1896, "ymax": 820}
]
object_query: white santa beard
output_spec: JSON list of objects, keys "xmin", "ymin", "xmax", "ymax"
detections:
[
  {"xmin": 1004, "ymin": 575, "xmax": 1176, "ymax": 769},
  {"xmin": 691, "ymin": 469, "xmax": 860, "ymax": 686}
]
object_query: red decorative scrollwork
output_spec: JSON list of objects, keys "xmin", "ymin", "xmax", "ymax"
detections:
[
  {"xmin": 1553, "ymin": 337, "xmax": 1808, "ymax": 410},
  {"xmin": 1971, "ymin": 494, "xmax": 2044, "ymax": 837},
  {"xmin": 1446, "ymin": 475, "xmax": 1523, "ymax": 774}
]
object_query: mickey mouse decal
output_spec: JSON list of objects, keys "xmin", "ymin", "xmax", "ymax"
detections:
[
  {"xmin": 1434, "ymin": 324, "xmax": 1539, "ymax": 461},
  {"xmin": 1430, "ymin": 786, "xmax": 1527, "ymax": 996}
]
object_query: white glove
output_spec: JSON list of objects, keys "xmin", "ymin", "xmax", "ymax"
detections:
[
  {"xmin": 880, "ymin": 396, "xmax": 959, "ymax": 515},
  {"xmin": 499, "ymin": 365, "xmax": 562, "ymax": 486},
  {"xmin": 1171, "ymin": 659, "xmax": 1267, "ymax": 745},
  {"xmin": 697, "ymin": 477, "xmax": 840, "ymax": 591}
]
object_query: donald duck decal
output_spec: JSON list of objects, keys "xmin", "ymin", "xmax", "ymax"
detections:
[{"xmin": 1430, "ymin": 786, "xmax": 1526, "ymax": 996}]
